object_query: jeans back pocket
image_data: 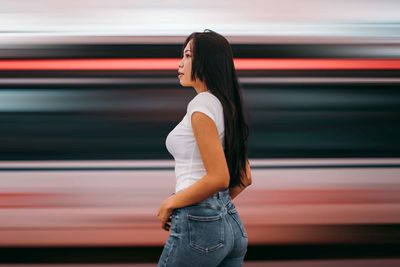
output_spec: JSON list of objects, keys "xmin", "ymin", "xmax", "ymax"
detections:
[{"xmin": 187, "ymin": 213, "xmax": 224, "ymax": 254}]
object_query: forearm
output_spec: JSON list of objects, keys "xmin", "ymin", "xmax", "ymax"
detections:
[{"xmin": 170, "ymin": 175, "xmax": 226, "ymax": 209}]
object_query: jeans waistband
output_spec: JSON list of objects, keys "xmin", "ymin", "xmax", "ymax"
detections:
[{"xmin": 211, "ymin": 187, "xmax": 231, "ymax": 205}]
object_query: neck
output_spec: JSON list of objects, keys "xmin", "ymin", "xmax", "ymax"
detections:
[{"xmin": 193, "ymin": 80, "xmax": 209, "ymax": 94}]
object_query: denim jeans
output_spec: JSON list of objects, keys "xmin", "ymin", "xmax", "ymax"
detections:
[{"xmin": 157, "ymin": 188, "xmax": 248, "ymax": 267}]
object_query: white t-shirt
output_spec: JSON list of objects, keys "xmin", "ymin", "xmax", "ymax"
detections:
[{"xmin": 165, "ymin": 91, "xmax": 225, "ymax": 193}]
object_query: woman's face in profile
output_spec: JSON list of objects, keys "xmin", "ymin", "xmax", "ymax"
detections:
[{"xmin": 178, "ymin": 40, "xmax": 193, "ymax": 87}]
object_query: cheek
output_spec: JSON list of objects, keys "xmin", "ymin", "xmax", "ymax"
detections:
[
  {"xmin": 185, "ymin": 67, "xmax": 192, "ymax": 78},
  {"xmin": 185, "ymin": 60, "xmax": 192, "ymax": 72},
  {"xmin": 185, "ymin": 73, "xmax": 192, "ymax": 83},
  {"xmin": 183, "ymin": 74, "xmax": 192, "ymax": 85},
  {"xmin": 184, "ymin": 74, "xmax": 190, "ymax": 83}
]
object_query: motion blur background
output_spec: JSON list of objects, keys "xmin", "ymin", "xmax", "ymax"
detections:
[{"xmin": 0, "ymin": 0, "xmax": 400, "ymax": 266}]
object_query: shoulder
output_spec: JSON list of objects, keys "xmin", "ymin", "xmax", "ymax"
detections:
[
  {"xmin": 188, "ymin": 92, "xmax": 222, "ymax": 110},
  {"xmin": 187, "ymin": 92, "xmax": 223, "ymax": 127}
]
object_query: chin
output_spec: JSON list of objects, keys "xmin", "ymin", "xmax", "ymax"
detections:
[{"xmin": 179, "ymin": 80, "xmax": 190, "ymax": 87}]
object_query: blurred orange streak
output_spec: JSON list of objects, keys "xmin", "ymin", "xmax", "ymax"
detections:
[{"xmin": 0, "ymin": 59, "xmax": 400, "ymax": 70}]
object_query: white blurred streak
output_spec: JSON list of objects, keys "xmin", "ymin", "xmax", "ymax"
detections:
[
  {"xmin": 0, "ymin": 0, "xmax": 399, "ymax": 37},
  {"xmin": 1, "ymin": 36, "xmax": 400, "ymax": 46}
]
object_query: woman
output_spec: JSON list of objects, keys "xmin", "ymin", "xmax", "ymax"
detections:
[{"xmin": 157, "ymin": 29, "xmax": 252, "ymax": 267}]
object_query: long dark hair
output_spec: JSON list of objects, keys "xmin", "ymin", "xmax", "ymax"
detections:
[{"xmin": 182, "ymin": 29, "xmax": 250, "ymax": 188}]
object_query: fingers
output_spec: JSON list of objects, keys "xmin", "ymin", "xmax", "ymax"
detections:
[
  {"xmin": 161, "ymin": 216, "xmax": 172, "ymax": 231},
  {"xmin": 159, "ymin": 216, "xmax": 171, "ymax": 225},
  {"xmin": 163, "ymin": 222, "xmax": 171, "ymax": 231}
]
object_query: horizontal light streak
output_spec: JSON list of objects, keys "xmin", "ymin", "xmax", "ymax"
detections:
[
  {"xmin": 1, "ymin": 59, "xmax": 400, "ymax": 70},
  {"xmin": 0, "ymin": 158, "xmax": 399, "ymax": 169}
]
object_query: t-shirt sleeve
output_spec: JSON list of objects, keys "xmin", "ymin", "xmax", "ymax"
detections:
[{"xmin": 187, "ymin": 94, "xmax": 218, "ymax": 127}]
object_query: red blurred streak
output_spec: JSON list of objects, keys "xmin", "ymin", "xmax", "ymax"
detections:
[
  {"xmin": 0, "ymin": 189, "xmax": 398, "ymax": 209},
  {"xmin": 240, "ymin": 189, "xmax": 400, "ymax": 205},
  {"xmin": 0, "ymin": 58, "xmax": 400, "ymax": 70},
  {"xmin": 0, "ymin": 192, "xmax": 62, "ymax": 209},
  {"xmin": 0, "ymin": 192, "xmax": 57, "ymax": 199}
]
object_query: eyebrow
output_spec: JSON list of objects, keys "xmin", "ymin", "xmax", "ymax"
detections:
[{"xmin": 184, "ymin": 49, "xmax": 191, "ymax": 53}]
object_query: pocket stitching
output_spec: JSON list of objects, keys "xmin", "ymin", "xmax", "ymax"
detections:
[
  {"xmin": 187, "ymin": 214, "xmax": 221, "ymax": 221},
  {"xmin": 187, "ymin": 213, "xmax": 224, "ymax": 254}
]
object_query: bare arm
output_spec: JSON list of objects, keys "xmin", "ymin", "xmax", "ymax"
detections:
[
  {"xmin": 169, "ymin": 111, "xmax": 230, "ymax": 209},
  {"xmin": 229, "ymin": 159, "xmax": 252, "ymax": 200},
  {"xmin": 157, "ymin": 110, "xmax": 249, "ymax": 231}
]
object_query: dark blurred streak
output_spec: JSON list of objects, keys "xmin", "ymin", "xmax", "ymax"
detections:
[
  {"xmin": 0, "ymin": 83, "xmax": 399, "ymax": 159},
  {"xmin": 1, "ymin": 43, "xmax": 400, "ymax": 59}
]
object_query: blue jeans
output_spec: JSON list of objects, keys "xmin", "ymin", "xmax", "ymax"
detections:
[{"xmin": 157, "ymin": 188, "xmax": 248, "ymax": 267}]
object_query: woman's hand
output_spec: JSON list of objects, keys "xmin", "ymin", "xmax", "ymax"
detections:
[{"xmin": 157, "ymin": 194, "xmax": 176, "ymax": 231}]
